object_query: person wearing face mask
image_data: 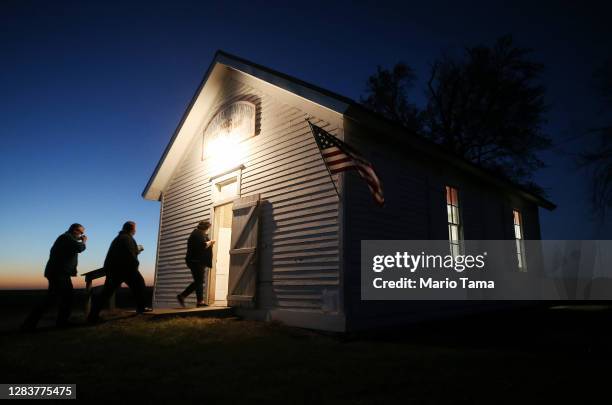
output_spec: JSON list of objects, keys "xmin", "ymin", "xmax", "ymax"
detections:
[
  {"xmin": 87, "ymin": 221, "xmax": 151, "ymax": 323},
  {"xmin": 21, "ymin": 223, "xmax": 87, "ymax": 331}
]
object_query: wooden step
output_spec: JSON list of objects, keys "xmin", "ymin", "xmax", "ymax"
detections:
[{"xmin": 142, "ymin": 306, "xmax": 236, "ymax": 319}]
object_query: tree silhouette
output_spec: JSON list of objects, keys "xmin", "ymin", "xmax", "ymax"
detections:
[
  {"xmin": 362, "ymin": 36, "xmax": 552, "ymax": 193},
  {"xmin": 423, "ymin": 35, "xmax": 551, "ymax": 187},
  {"xmin": 360, "ymin": 62, "xmax": 421, "ymax": 133},
  {"xmin": 580, "ymin": 58, "xmax": 612, "ymax": 218}
]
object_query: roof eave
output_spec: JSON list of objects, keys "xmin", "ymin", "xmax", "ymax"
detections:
[
  {"xmin": 142, "ymin": 51, "xmax": 225, "ymax": 200},
  {"xmin": 143, "ymin": 50, "xmax": 556, "ymax": 211},
  {"xmin": 344, "ymin": 104, "xmax": 557, "ymax": 211}
]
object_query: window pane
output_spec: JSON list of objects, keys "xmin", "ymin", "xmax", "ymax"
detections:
[
  {"xmin": 452, "ymin": 206, "xmax": 460, "ymax": 224},
  {"xmin": 446, "ymin": 186, "xmax": 462, "ymax": 256},
  {"xmin": 513, "ymin": 211, "xmax": 527, "ymax": 272},
  {"xmin": 450, "ymin": 225, "xmax": 459, "ymax": 242},
  {"xmin": 451, "ymin": 243, "xmax": 460, "ymax": 257},
  {"xmin": 513, "ymin": 210, "xmax": 521, "ymax": 226},
  {"xmin": 451, "ymin": 188, "xmax": 458, "ymax": 205}
]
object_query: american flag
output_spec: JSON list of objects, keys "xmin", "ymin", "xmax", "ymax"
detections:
[{"xmin": 308, "ymin": 121, "xmax": 385, "ymax": 206}]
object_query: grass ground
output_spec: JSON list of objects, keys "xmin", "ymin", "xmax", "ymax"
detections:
[{"xmin": 1, "ymin": 304, "xmax": 611, "ymax": 403}]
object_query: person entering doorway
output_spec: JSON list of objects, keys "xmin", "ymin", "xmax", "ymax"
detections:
[
  {"xmin": 210, "ymin": 202, "xmax": 233, "ymax": 306},
  {"xmin": 177, "ymin": 221, "xmax": 215, "ymax": 307}
]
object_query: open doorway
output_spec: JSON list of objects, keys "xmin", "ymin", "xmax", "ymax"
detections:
[{"xmin": 209, "ymin": 202, "xmax": 233, "ymax": 306}]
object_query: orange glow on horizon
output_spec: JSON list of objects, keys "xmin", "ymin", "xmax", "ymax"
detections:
[{"xmin": 0, "ymin": 272, "xmax": 154, "ymax": 290}]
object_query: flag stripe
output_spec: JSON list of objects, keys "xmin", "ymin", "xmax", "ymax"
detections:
[
  {"xmin": 322, "ymin": 148, "xmax": 343, "ymax": 157},
  {"xmin": 330, "ymin": 163, "xmax": 356, "ymax": 173},
  {"xmin": 325, "ymin": 157, "xmax": 353, "ymax": 166},
  {"xmin": 308, "ymin": 121, "xmax": 384, "ymax": 206}
]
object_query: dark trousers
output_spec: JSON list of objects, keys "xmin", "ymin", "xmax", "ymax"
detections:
[
  {"xmin": 89, "ymin": 270, "xmax": 146, "ymax": 320},
  {"xmin": 23, "ymin": 275, "xmax": 73, "ymax": 328},
  {"xmin": 180, "ymin": 261, "xmax": 206, "ymax": 302}
]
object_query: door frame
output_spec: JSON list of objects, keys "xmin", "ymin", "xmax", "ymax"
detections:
[
  {"xmin": 206, "ymin": 166, "xmax": 242, "ymax": 305},
  {"xmin": 207, "ymin": 201, "xmax": 233, "ymax": 306}
]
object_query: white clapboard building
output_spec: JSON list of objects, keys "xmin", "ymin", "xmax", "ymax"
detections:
[{"xmin": 142, "ymin": 51, "xmax": 555, "ymax": 332}]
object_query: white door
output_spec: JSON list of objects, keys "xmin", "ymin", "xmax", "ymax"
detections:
[{"xmin": 212, "ymin": 202, "xmax": 233, "ymax": 306}]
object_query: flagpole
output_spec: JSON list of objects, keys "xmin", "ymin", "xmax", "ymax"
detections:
[{"xmin": 306, "ymin": 119, "xmax": 341, "ymax": 201}]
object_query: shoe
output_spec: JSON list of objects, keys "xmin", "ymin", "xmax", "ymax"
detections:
[
  {"xmin": 137, "ymin": 307, "xmax": 153, "ymax": 314},
  {"xmin": 177, "ymin": 294, "xmax": 185, "ymax": 308},
  {"xmin": 196, "ymin": 302, "xmax": 208, "ymax": 307}
]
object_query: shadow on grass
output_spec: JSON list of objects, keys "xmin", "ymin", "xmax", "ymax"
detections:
[{"xmin": 0, "ymin": 304, "xmax": 611, "ymax": 403}]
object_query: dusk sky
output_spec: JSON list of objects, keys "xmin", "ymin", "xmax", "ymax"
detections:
[{"xmin": 1, "ymin": 0, "xmax": 610, "ymax": 289}]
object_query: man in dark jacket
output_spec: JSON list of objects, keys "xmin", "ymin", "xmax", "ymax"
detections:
[
  {"xmin": 87, "ymin": 221, "xmax": 151, "ymax": 323},
  {"xmin": 177, "ymin": 220, "xmax": 215, "ymax": 307},
  {"xmin": 21, "ymin": 223, "xmax": 87, "ymax": 331}
]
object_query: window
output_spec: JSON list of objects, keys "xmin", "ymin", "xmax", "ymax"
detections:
[
  {"xmin": 203, "ymin": 101, "xmax": 256, "ymax": 159},
  {"xmin": 215, "ymin": 177, "xmax": 238, "ymax": 201},
  {"xmin": 513, "ymin": 209, "xmax": 527, "ymax": 272},
  {"xmin": 202, "ymin": 101, "xmax": 256, "ymax": 172},
  {"xmin": 210, "ymin": 168, "xmax": 242, "ymax": 204},
  {"xmin": 446, "ymin": 186, "xmax": 462, "ymax": 257}
]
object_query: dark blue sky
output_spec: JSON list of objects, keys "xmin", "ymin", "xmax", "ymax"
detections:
[{"xmin": 1, "ymin": 0, "xmax": 610, "ymax": 288}]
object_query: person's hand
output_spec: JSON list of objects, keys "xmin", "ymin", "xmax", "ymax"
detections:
[
  {"xmin": 81, "ymin": 235, "xmax": 88, "ymax": 243},
  {"xmin": 207, "ymin": 240, "xmax": 216, "ymax": 247}
]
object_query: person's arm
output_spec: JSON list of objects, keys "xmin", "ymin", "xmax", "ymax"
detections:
[
  {"xmin": 64, "ymin": 233, "xmax": 86, "ymax": 254},
  {"xmin": 120, "ymin": 235, "xmax": 140, "ymax": 269},
  {"xmin": 204, "ymin": 235, "xmax": 215, "ymax": 248},
  {"xmin": 62, "ymin": 234, "xmax": 85, "ymax": 276}
]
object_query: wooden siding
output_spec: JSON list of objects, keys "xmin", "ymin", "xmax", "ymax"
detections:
[
  {"xmin": 342, "ymin": 117, "xmax": 544, "ymax": 331},
  {"xmin": 154, "ymin": 74, "xmax": 342, "ymax": 314}
]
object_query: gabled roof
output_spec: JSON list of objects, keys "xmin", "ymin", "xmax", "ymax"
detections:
[{"xmin": 143, "ymin": 50, "xmax": 555, "ymax": 210}]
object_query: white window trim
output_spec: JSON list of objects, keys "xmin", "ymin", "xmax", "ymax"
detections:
[
  {"xmin": 209, "ymin": 165, "xmax": 243, "ymax": 206},
  {"xmin": 446, "ymin": 185, "xmax": 464, "ymax": 257},
  {"xmin": 513, "ymin": 209, "xmax": 527, "ymax": 272}
]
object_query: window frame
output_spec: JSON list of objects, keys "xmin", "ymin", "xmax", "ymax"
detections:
[
  {"xmin": 513, "ymin": 209, "xmax": 527, "ymax": 272},
  {"xmin": 445, "ymin": 185, "xmax": 464, "ymax": 257},
  {"xmin": 201, "ymin": 100, "xmax": 257, "ymax": 162}
]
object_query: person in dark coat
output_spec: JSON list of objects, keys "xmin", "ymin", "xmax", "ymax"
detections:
[
  {"xmin": 87, "ymin": 221, "xmax": 151, "ymax": 323},
  {"xmin": 177, "ymin": 220, "xmax": 215, "ymax": 307},
  {"xmin": 21, "ymin": 223, "xmax": 87, "ymax": 331}
]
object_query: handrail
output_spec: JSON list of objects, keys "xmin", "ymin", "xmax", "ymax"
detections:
[{"xmin": 81, "ymin": 268, "xmax": 115, "ymax": 315}]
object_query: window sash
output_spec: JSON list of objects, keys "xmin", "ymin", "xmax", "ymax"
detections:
[
  {"xmin": 446, "ymin": 186, "xmax": 462, "ymax": 256},
  {"xmin": 513, "ymin": 209, "xmax": 527, "ymax": 272}
]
